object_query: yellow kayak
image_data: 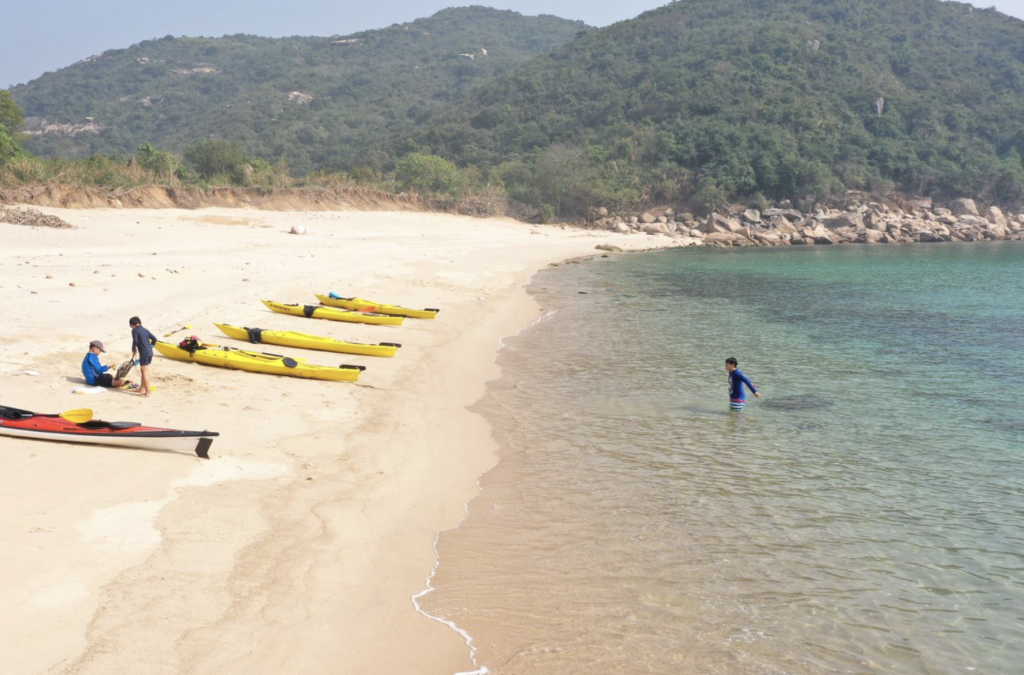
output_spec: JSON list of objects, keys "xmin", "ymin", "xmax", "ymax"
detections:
[
  {"xmin": 215, "ymin": 323, "xmax": 401, "ymax": 358},
  {"xmin": 316, "ymin": 294, "xmax": 439, "ymax": 320},
  {"xmin": 262, "ymin": 300, "xmax": 404, "ymax": 326},
  {"xmin": 154, "ymin": 341, "xmax": 365, "ymax": 382}
]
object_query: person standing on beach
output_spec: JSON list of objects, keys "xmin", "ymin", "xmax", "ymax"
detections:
[
  {"xmin": 726, "ymin": 357, "xmax": 759, "ymax": 412},
  {"xmin": 130, "ymin": 317, "xmax": 157, "ymax": 397}
]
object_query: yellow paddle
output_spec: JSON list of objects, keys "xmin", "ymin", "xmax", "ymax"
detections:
[
  {"xmin": 164, "ymin": 324, "xmax": 192, "ymax": 337},
  {"xmin": 58, "ymin": 408, "xmax": 94, "ymax": 423}
]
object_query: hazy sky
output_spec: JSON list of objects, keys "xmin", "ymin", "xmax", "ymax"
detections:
[{"xmin": 4, "ymin": 0, "xmax": 1024, "ymax": 88}]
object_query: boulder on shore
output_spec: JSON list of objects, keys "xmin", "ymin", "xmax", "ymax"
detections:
[
  {"xmin": 827, "ymin": 212, "xmax": 864, "ymax": 229},
  {"xmin": 949, "ymin": 198, "xmax": 980, "ymax": 217},
  {"xmin": 985, "ymin": 206, "xmax": 1007, "ymax": 227}
]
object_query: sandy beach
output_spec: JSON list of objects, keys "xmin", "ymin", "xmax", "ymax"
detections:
[{"xmin": 0, "ymin": 206, "xmax": 679, "ymax": 675}]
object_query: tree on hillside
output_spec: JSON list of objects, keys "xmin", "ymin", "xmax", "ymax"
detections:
[
  {"xmin": 0, "ymin": 90, "xmax": 25, "ymax": 164},
  {"xmin": 394, "ymin": 153, "xmax": 461, "ymax": 195},
  {"xmin": 135, "ymin": 142, "xmax": 180, "ymax": 178},
  {"xmin": 184, "ymin": 140, "xmax": 246, "ymax": 181},
  {"xmin": 0, "ymin": 90, "xmax": 24, "ymax": 134},
  {"xmin": 0, "ymin": 126, "xmax": 23, "ymax": 164},
  {"xmin": 531, "ymin": 145, "xmax": 596, "ymax": 216}
]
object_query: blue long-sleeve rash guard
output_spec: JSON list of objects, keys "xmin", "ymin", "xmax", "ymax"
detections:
[
  {"xmin": 729, "ymin": 369, "xmax": 757, "ymax": 400},
  {"xmin": 82, "ymin": 352, "xmax": 108, "ymax": 385}
]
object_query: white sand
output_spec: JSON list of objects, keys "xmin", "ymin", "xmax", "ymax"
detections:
[{"xmin": 0, "ymin": 207, "xmax": 682, "ymax": 674}]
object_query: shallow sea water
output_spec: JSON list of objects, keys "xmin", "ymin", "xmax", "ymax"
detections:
[{"xmin": 421, "ymin": 243, "xmax": 1024, "ymax": 675}]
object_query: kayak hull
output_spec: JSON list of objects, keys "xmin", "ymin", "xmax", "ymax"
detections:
[
  {"xmin": 155, "ymin": 341, "xmax": 365, "ymax": 382},
  {"xmin": 316, "ymin": 295, "xmax": 439, "ymax": 320},
  {"xmin": 263, "ymin": 300, "xmax": 404, "ymax": 326},
  {"xmin": 215, "ymin": 323, "xmax": 400, "ymax": 358},
  {"xmin": 0, "ymin": 406, "xmax": 216, "ymax": 457}
]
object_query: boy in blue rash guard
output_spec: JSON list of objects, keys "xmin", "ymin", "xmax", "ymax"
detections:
[
  {"xmin": 725, "ymin": 357, "xmax": 759, "ymax": 412},
  {"xmin": 82, "ymin": 340, "xmax": 127, "ymax": 388},
  {"xmin": 129, "ymin": 317, "xmax": 157, "ymax": 397}
]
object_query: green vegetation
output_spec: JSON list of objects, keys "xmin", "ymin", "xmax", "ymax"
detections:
[
  {"xmin": 0, "ymin": 90, "xmax": 26, "ymax": 164},
  {"xmin": 10, "ymin": 8, "xmax": 585, "ymax": 175},
  {"xmin": 413, "ymin": 0, "xmax": 1024, "ymax": 212},
  {"xmin": 0, "ymin": 91, "xmax": 24, "ymax": 134},
  {"xmin": 8, "ymin": 1, "xmax": 1024, "ymax": 217},
  {"xmin": 394, "ymin": 153, "xmax": 461, "ymax": 195}
]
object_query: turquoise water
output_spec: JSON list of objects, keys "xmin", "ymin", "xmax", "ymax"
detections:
[{"xmin": 423, "ymin": 242, "xmax": 1024, "ymax": 675}]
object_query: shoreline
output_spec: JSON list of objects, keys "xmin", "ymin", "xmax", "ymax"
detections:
[{"xmin": 0, "ymin": 206, "xmax": 680, "ymax": 674}]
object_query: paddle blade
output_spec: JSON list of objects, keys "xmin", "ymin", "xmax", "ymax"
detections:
[
  {"xmin": 60, "ymin": 408, "xmax": 94, "ymax": 423},
  {"xmin": 163, "ymin": 324, "xmax": 192, "ymax": 337}
]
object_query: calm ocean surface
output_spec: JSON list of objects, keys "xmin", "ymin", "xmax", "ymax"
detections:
[{"xmin": 421, "ymin": 242, "xmax": 1024, "ymax": 675}]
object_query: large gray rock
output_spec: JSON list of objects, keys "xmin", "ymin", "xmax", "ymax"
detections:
[
  {"xmin": 985, "ymin": 206, "xmax": 1007, "ymax": 227},
  {"xmin": 763, "ymin": 208, "xmax": 804, "ymax": 221},
  {"xmin": 711, "ymin": 212, "xmax": 743, "ymax": 232},
  {"xmin": 827, "ymin": 212, "xmax": 864, "ymax": 229},
  {"xmin": 959, "ymin": 215, "xmax": 990, "ymax": 229},
  {"xmin": 949, "ymin": 198, "xmax": 980, "ymax": 217},
  {"xmin": 863, "ymin": 229, "xmax": 886, "ymax": 243},
  {"xmin": 742, "ymin": 209, "xmax": 762, "ymax": 224},
  {"xmin": 640, "ymin": 212, "xmax": 657, "ymax": 224},
  {"xmin": 936, "ymin": 214, "xmax": 959, "ymax": 225},
  {"xmin": 613, "ymin": 222, "xmax": 631, "ymax": 234},
  {"xmin": 768, "ymin": 216, "xmax": 798, "ymax": 234},
  {"xmin": 864, "ymin": 211, "xmax": 887, "ymax": 230},
  {"xmin": 644, "ymin": 222, "xmax": 670, "ymax": 234},
  {"xmin": 704, "ymin": 232, "xmax": 740, "ymax": 245},
  {"xmin": 803, "ymin": 222, "xmax": 830, "ymax": 240},
  {"xmin": 832, "ymin": 227, "xmax": 859, "ymax": 242},
  {"xmin": 795, "ymin": 197, "xmax": 815, "ymax": 212}
]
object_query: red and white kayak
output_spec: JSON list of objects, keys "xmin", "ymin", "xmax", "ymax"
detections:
[{"xmin": 0, "ymin": 405, "xmax": 218, "ymax": 458}]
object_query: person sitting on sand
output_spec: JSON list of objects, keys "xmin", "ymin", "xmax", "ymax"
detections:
[
  {"xmin": 82, "ymin": 340, "xmax": 128, "ymax": 388},
  {"xmin": 130, "ymin": 316, "xmax": 157, "ymax": 397}
]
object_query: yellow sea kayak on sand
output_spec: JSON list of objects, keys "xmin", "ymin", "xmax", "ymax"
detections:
[
  {"xmin": 215, "ymin": 323, "xmax": 401, "ymax": 358},
  {"xmin": 316, "ymin": 294, "xmax": 439, "ymax": 320},
  {"xmin": 262, "ymin": 300, "xmax": 404, "ymax": 326},
  {"xmin": 154, "ymin": 341, "xmax": 365, "ymax": 382}
]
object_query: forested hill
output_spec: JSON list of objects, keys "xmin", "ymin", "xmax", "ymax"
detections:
[
  {"xmin": 416, "ymin": 0, "xmax": 1024, "ymax": 208},
  {"xmin": 10, "ymin": 7, "xmax": 587, "ymax": 174}
]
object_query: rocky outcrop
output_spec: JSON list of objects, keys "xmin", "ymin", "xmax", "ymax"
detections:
[
  {"xmin": 950, "ymin": 198, "xmax": 980, "ymax": 217},
  {"xmin": 22, "ymin": 117, "xmax": 102, "ymax": 137},
  {"xmin": 286, "ymin": 91, "xmax": 314, "ymax": 104},
  {"xmin": 587, "ymin": 197, "xmax": 1024, "ymax": 248}
]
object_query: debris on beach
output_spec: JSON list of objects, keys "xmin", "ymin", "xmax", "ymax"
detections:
[{"xmin": 0, "ymin": 206, "xmax": 75, "ymax": 229}]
